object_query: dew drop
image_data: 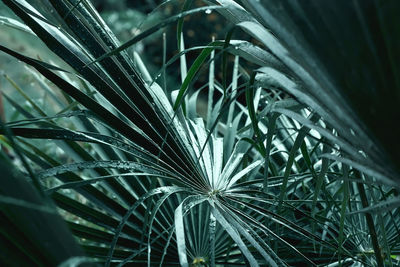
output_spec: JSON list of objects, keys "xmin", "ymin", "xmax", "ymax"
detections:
[{"xmin": 205, "ymin": 9, "xmax": 212, "ymax": 14}]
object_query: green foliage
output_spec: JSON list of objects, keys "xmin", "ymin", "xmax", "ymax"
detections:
[{"xmin": 0, "ymin": 0, "xmax": 399, "ymax": 266}]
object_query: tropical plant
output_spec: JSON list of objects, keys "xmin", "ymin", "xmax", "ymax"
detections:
[{"xmin": 0, "ymin": 0, "xmax": 399, "ymax": 266}]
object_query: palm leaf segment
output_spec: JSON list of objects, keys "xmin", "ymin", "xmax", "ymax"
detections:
[{"xmin": 0, "ymin": 0, "xmax": 297, "ymax": 265}]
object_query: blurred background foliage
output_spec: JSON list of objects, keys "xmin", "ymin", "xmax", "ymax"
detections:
[
  {"xmin": 0, "ymin": 0, "xmax": 240, "ymax": 121},
  {"xmin": 0, "ymin": 0, "xmax": 257, "ymax": 143}
]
